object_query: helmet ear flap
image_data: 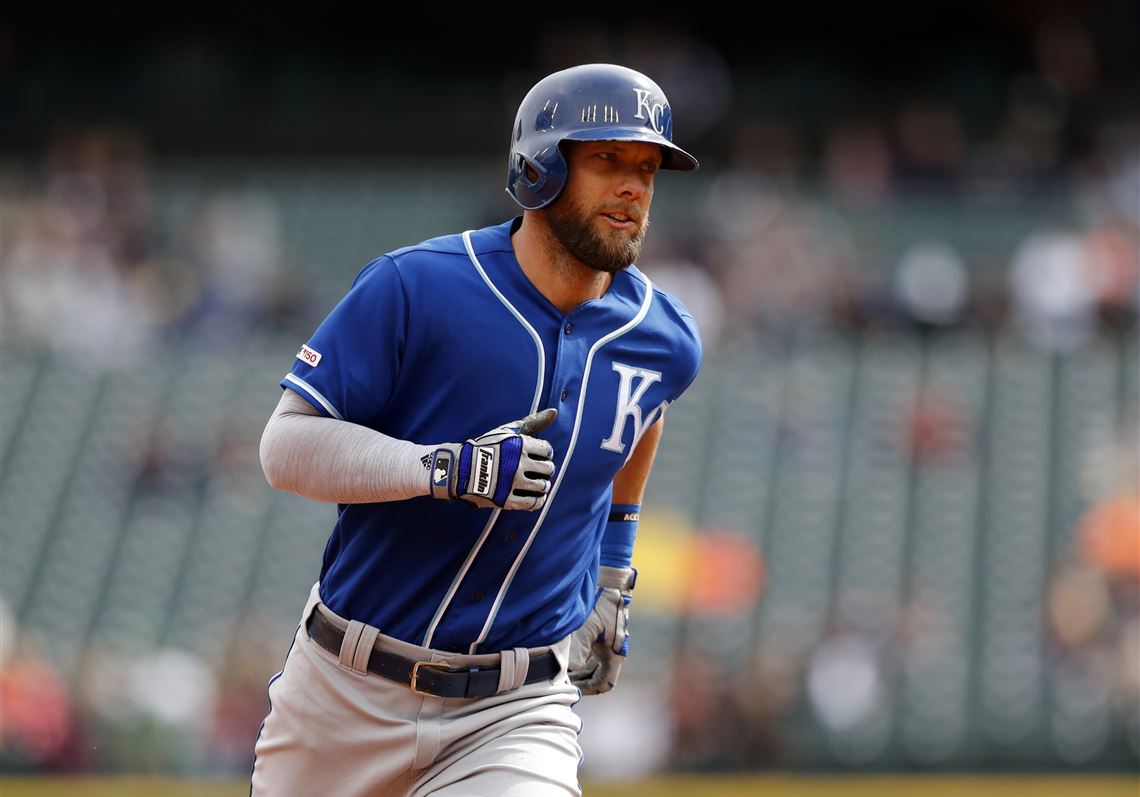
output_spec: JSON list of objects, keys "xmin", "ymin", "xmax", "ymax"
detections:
[
  {"xmin": 508, "ymin": 151, "xmax": 567, "ymax": 210},
  {"xmin": 518, "ymin": 154, "xmax": 546, "ymax": 191}
]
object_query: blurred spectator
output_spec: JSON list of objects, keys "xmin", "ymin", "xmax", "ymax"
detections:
[
  {"xmin": 1048, "ymin": 564, "xmax": 1113, "ymax": 651},
  {"xmin": 805, "ymin": 632, "xmax": 884, "ymax": 734},
  {"xmin": 900, "ymin": 388, "xmax": 971, "ymax": 466},
  {"xmin": 893, "ymin": 101, "xmax": 967, "ymax": 191},
  {"xmin": 1, "ymin": 197, "xmax": 159, "ymax": 366},
  {"xmin": 1044, "ymin": 409, "xmax": 1140, "ymax": 762},
  {"xmin": 683, "ymin": 531, "xmax": 766, "ymax": 616},
  {"xmin": 206, "ymin": 624, "xmax": 277, "ymax": 775},
  {"xmin": 669, "ymin": 650, "xmax": 747, "ymax": 771},
  {"xmin": 704, "ymin": 178, "xmax": 858, "ymax": 337},
  {"xmin": 1082, "ymin": 218, "xmax": 1139, "ymax": 331},
  {"xmin": 575, "ymin": 682, "xmax": 673, "ymax": 779},
  {"xmin": 0, "ymin": 129, "xmax": 302, "ymax": 364},
  {"xmin": 733, "ymin": 651, "xmax": 800, "ymax": 767},
  {"xmin": 1008, "ymin": 229, "xmax": 1097, "ymax": 351},
  {"xmin": 1078, "ymin": 496, "xmax": 1140, "ymax": 586},
  {"xmin": 0, "ymin": 129, "xmax": 168, "ymax": 366},
  {"xmin": 893, "ymin": 241, "xmax": 971, "ymax": 329},
  {"xmin": 0, "ymin": 628, "xmax": 80, "ymax": 772},
  {"xmin": 179, "ymin": 191, "xmax": 299, "ymax": 343},
  {"xmin": 823, "ymin": 121, "xmax": 892, "ymax": 206}
]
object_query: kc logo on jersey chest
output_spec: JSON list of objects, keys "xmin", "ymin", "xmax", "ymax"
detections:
[{"xmin": 601, "ymin": 362, "xmax": 663, "ymax": 455}]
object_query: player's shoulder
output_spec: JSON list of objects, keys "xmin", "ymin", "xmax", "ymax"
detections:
[
  {"xmin": 384, "ymin": 230, "xmax": 470, "ymax": 268},
  {"xmin": 352, "ymin": 220, "xmax": 513, "ymax": 289},
  {"xmin": 387, "ymin": 219, "xmax": 514, "ymax": 264}
]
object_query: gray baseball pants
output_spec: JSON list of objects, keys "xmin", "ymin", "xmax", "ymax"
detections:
[{"xmin": 251, "ymin": 584, "xmax": 583, "ymax": 796}]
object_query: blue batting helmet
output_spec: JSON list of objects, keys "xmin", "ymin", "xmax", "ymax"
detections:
[{"xmin": 506, "ymin": 64, "xmax": 699, "ymax": 211}]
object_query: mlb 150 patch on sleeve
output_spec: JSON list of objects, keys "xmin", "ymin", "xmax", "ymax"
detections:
[{"xmin": 297, "ymin": 344, "xmax": 323, "ymax": 367}]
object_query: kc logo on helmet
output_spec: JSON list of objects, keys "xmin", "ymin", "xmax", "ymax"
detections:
[{"xmin": 632, "ymin": 89, "xmax": 666, "ymax": 135}]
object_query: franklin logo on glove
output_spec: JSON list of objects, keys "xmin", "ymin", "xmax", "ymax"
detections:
[{"xmin": 475, "ymin": 447, "xmax": 495, "ymax": 496}]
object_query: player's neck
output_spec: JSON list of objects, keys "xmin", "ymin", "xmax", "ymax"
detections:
[{"xmin": 512, "ymin": 215, "xmax": 614, "ymax": 316}]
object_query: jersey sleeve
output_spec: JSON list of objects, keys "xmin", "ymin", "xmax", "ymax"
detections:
[
  {"xmin": 666, "ymin": 310, "xmax": 703, "ymax": 405},
  {"xmin": 281, "ymin": 256, "xmax": 408, "ymax": 429}
]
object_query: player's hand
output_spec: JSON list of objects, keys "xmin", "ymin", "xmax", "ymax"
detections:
[
  {"xmin": 568, "ymin": 566, "xmax": 635, "ymax": 695},
  {"xmin": 429, "ymin": 408, "xmax": 557, "ymax": 511}
]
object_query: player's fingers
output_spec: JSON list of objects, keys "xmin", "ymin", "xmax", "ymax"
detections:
[
  {"xmin": 503, "ymin": 488, "xmax": 548, "ymax": 512},
  {"xmin": 514, "ymin": 407, "xmax": 558, "ymax": 436},
  {"xmin": 584, "ymin": 670, "xmax": 613, "ymax": 695},
  {"xmin": 521, "ymin": 435, "xmax": 555, "ymax": 461},
  {"xmin": 513, "ymin": 473, "xmax": 552, "ymax": 498},
  {"xmin": 568, "ymin": 664, "xmax": 598, "ymax": 690},
  {"xmin": 522, "ymin": 456, "xmax": 555, "ymax": 479}
]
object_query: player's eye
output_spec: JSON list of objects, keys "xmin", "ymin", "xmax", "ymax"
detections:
[{"xmin": 641, "ymin": 161, "xmax": 660, "ymax": 174}]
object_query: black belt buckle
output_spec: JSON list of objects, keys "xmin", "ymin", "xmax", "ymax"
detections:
[{"xmin": 410, "ymin": 660, "xmax": 453, "ymax": 697}]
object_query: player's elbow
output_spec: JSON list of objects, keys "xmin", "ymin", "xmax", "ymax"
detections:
[{"xmin": 259, "ymin": 416, "xmax": 289, "ymax": 491}]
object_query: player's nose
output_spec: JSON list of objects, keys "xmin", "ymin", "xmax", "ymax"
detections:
[{"xmin": 613, "ymin": 169, "xmax": 650, "ymax": 201}]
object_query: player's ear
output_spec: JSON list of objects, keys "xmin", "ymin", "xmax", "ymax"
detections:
[{"xmin": 525, "ymin": 162, "xmax": 540, "ymax": 183}]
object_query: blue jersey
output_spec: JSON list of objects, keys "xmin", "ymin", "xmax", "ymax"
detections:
[{"xmin": 282, "ymin": 218, "xmax": 702, "ymax": 654}]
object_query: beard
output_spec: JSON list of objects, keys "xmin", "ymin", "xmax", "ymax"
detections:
[{"xmin": 544, "ymin": 194, "xmax": 649, "ymax": 274}]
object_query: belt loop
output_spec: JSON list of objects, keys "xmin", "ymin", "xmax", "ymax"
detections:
[
  {"xmin": 353, "ymin": 625, "xmax": 379, "ymax": 675},
  {"xmin": 496, "ymin": 647, "xmax": 531, "ymax": 694},
  {"xmin": 339, "ymin": 620, "xmax": 367, "ymax": 673}
]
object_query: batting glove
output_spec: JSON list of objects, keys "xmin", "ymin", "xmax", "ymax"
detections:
[
  {"xmin": 568, "ymin": 565, "xmax": 635, "ymax": 695},
  {"xmin": 429, "ymin": 408, "xmax": 557, "ymax": 511}
]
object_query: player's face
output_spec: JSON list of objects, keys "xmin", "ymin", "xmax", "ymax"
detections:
[{"xmin": 545, "ymin": 140, "xmax": 662, "ymax": 273}]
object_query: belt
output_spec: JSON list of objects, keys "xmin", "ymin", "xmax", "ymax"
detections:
[{"xmin": 305, "ymin": 608, "xmax": 560, "ymax": 699}]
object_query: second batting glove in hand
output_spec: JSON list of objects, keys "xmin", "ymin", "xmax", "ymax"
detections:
[
  {"xmin": 429, "ymin": 408, "xmax": 557, "ymax": 511},
  {"xmin": 569, "ymin": 565, "xmax": 635, "ymax": 695}
]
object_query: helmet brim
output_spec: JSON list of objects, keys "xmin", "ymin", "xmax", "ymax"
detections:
[{"xmin": 561, "ymin": 128, "xmax": 699, "ymax": 172}]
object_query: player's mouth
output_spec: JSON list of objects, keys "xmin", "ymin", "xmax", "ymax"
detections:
[{"xmin": 600, "ymin": 210, "xmax": 639, "ymax": 230}]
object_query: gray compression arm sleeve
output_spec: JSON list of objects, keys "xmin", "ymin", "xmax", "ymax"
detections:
[{"xmin": 259, "ymin": 389, "xmax": 435, "ymax": 504}]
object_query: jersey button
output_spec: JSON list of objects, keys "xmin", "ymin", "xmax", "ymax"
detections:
[
  {"xmin": 506, "ymin": 529, "xmax": 519, "ymax": 542},
  {"xmin": 473, "ymin": 589, "xmax": 486, "ymax": 602},
  {"xmin": 565, "ymin": 322, "xmax": 573, "ymax": 335},
  {"xmin": 560, "ymin": 389, "xmax": 569, "ymax": 401}
]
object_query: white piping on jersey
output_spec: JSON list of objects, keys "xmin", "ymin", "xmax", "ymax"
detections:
[
  {"xmin": 283, "ymin": 373, "xmax": 344, "ymax": 420},
  {"xmin": 421, "ymin": 510, "xmax": 500, "ymax": 648},
  {"xmin": 468, "ymin": 276, "xmax": 656, "ymax": 654},
  {"xmin": 421, "ymin": 230, "xmax": 547, "ymax": 649},
  {"xmin": 460, "ymin": 230, "xmax": 546, "ymax": 413}
]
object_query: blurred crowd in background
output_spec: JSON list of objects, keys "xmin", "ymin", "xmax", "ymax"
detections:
[
  {"xmin": 0, "ymin": 6, "xmax": 1137, "ymax": 778},
  {"xmin": 1, "ymin": 19, "xmax": 1137, "ymax": 359}
]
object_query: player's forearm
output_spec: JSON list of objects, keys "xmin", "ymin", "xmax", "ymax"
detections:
[
  {"xmin": 260, "ymin": 389, "xmax": 432, "ymax": 504},
  {"xmin": 611, "ymin": 416, "xmax": 663, "ymax": 503}
]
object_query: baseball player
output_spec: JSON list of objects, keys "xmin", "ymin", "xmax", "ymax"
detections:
[{"xmin": 251, "ymin": 63, "xmax": 702, "ymax": 796}]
